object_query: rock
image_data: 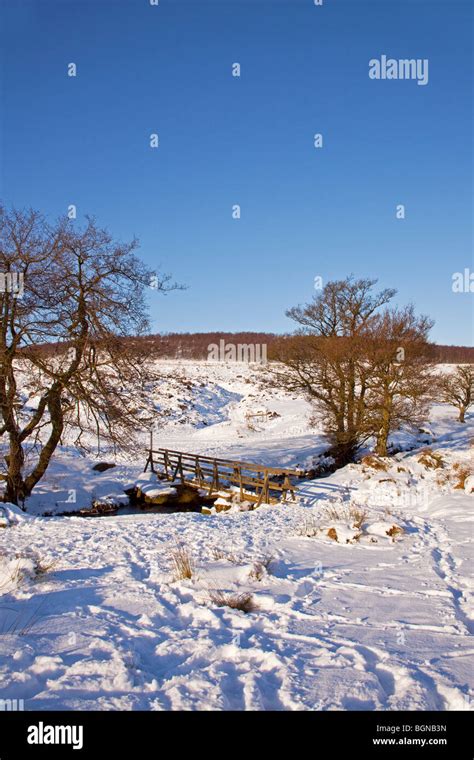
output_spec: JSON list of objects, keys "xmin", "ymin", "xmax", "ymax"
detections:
[
  {"xmin": 92, "ymin": 462, "xmax": 116, "ymax": 473},
  {"xmin": 214, "ymin": 498, "xmax": 232, "ymax": 513},
  {"xmin": 366, "ymin": 521, "xmax": 404, "ymax": 539},
  {"xmin": 464, "ymin": 475, "xmax": 474, "ymax": 494},
  {"xmin": 80, "ymin": 502, "xmax": 119, "ymax": 516},
  {"xmin": 139, "ymin": 483, "xmax": 177, "ymax": 505},
  {"xmin": 326, "ymin": 525, "xmax": 362, "ymax": 544}
]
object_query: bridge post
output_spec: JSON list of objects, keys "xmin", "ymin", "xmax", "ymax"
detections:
[{"xmin": 144, "ymin": 428, "xmax": 155, "ymax": 472}]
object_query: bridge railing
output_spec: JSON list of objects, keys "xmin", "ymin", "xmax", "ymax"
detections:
[{"xmin": 144, "ymin": 447, "xmax": 300, "ymax": 505}]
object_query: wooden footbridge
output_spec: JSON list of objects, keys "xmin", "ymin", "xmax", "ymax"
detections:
[{"xmin": 144, "ymin": 447, "xmax": 301, "ymax": 506}]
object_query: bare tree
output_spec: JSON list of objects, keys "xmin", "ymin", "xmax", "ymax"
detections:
[
  {"xmin": 266, "ymin": 278, "xmax": 436, "ymax": 464},
  {"xmin": 0, "ymin": 205, "xmax": 176, "ymax": 506},
  {"xmin": 364, "ymin": 306, "xmax": 436, "ymax": 456},
  {"xmin": 441, "ymin": 365, "xmax": 474, "ymax": 423},
  {"xmin": 267, "ymin": 277, "xmax": 396, "ymax": 465}
]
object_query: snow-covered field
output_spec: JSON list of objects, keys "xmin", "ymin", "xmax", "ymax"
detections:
[{"xmin": 0, "ymin": 361, "xmax": 472, "ymax": 711}]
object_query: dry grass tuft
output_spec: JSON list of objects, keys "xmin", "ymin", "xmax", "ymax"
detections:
[
  {"xmin": 386, "ymin": 525, "xmax": 404, "ymax": 538},
  {"xmin": 1, "ymin": 553, "xmax": 57, "ymax": 592},
  {"xmin": 208, "ymin": 589, "xmax": 256, "ymax": 613},
  {"xmin": 361, "ymin": 455, "xmax": 389, "ymax": 471},
  {"xmin": 210, "ymin": 547, "xmax": 227, "ymax": 561},
  {"xmin": 33, "ymin": 558, "xmax": 58, "ymax": 577},
  {"xmin": 0, "ymin": 564, "xmax": 20, "ymax": 592},
  {"xmin": 349, "ymin": 507, "xmax": 368, "ymax": 529},
  {"xmin": 296, "ymin": 515, "xmax": 320, "ymax": 537},
  {"xmin": 248, "ymin": 554, "xmax": 274, "ymax": 582},
  {"xmin": 417, "ymin": 448, "xmax": 445, "ymax": 470},
  {"xmin": 209, "ymin": 546, "xmax": 240, "ymax": 563},
  {"xmin": 451, "ymin": 463, "xmax": 472, "ymax": 490},
  {"xmin": 170, "ymin": 545, "xmax": 194, "ymax": 581},
  {"xmin": 323, "ymin": 505, "xmax": 367, "ymax": 529},
  {"xmin": 323, "ymin": 505, "xmax": 343, "ymax": 522}
]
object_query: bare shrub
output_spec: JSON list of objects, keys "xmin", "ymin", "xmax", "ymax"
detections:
[{"xmin": 208, "ymin": 589, "xmax": 256, "ymax": 613}]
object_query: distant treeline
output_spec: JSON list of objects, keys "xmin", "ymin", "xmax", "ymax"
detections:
[
  {"xmin": 31, "ymin": 332, "xmax": 474, "ymax": 363},
  {"xmin": 125, "ymin": 333, "xmax": 474, "ymax": 363},
  {"xmin": 428, "ymin": 343, "xmax": 474, "ymax": 363},
  {"xmin": 131, "ymin": 332, "xmax": 282, "ymax": 359}
]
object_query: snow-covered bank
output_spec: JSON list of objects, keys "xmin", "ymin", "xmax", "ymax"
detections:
[
  {"xmin": 0, "ymin": 477, "xmax": 472, "ymax": 711},
  {"xmin": 0, "ymin": 361, "xmax": 472, "ymax": 711}
]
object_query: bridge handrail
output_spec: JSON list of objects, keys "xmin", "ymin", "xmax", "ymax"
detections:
[{"xmin": 148, "ymin": 447, "xmax": 302, "ymax": 476}]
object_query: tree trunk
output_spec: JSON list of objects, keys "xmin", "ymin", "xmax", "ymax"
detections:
[
  {"xmin": 459, "ymin": 406, "xmax": 466, "ymax": 423},
  {"xmin": 4, "ymin": 434, "xmax": 27, "ymax": 506},
  {"xmin": 24, "ymin": 391, "xmax": 64, "ymax": 497},
  {"xmin": 330, "ymin": 430, "xmax": 358, "ymax": 467},
  {"xmin": 375, "ymin": 416, "xmax": 390, "ymax": 456},
  {"xmin": 375, "ymin": 391, "xmax": 391, "ymax": 458},
  {"xmin": 375, "ymin": 436, "xmax": 388, "ymax": 457}
]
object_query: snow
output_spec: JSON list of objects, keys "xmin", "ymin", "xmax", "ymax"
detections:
[
  {"xmin": 0, "ymin": 502, "xmax": 34, "ymax": 526},
  {"xmin": 0, "ymin": 360, "xmax": 472, "ymax": 711}
]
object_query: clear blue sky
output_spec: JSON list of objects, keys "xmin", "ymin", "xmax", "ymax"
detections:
[{"xmin": 1, "ymin": 0, "xmax": 472, "ymax": 344}]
